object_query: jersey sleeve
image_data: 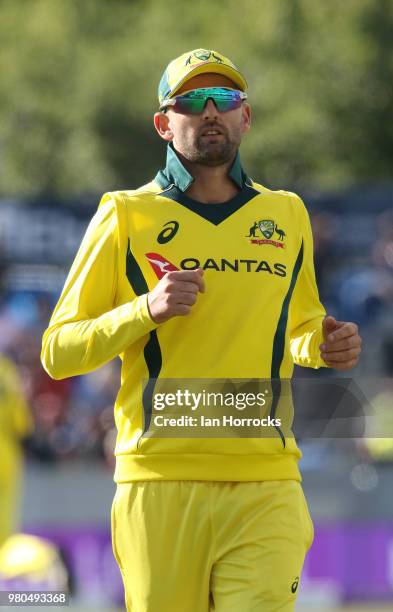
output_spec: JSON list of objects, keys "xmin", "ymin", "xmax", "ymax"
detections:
[
  {"xmin": 288, "ymin": 196, "xmax": 329, "ymax": 369},
  {"xmin": 41, "ymin": 194, "xmax": 158, "ymax": 380}
]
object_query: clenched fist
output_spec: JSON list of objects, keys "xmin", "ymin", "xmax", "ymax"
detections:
[
  {"xmin": 147, "ymin": 269, "xmax": 205, "ymax": 324},
  {"xmin": 320, "ymin": 315, "xmax": 361, "ymax": 370}
]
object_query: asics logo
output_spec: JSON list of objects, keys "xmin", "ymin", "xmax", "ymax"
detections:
[{"xmin": 157, "ymin": 221, "xmax": 179, "ymax": 244}]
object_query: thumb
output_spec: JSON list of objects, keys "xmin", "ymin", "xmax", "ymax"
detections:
[
  {"xmin": 196, "ymin": 267, "xmax": 205, "ymax": 293},
  {"xmin": 322, "ymin": 315, "xmax": 337, "ymax": 339}
]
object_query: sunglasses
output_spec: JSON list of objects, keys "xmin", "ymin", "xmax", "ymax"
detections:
[{"xmin": 160, "ymin": 87, "xmax": 247, "ymax": 114}]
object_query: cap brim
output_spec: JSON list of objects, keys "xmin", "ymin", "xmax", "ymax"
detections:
[{"xmin": 170, "ymin": 63, "xmax": 248, "ymax": 98}]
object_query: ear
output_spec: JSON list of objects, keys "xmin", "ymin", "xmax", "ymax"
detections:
[
  {"xmin": 241, "ymin": 103, "xmax": 251, "ymax": 134},
  {"xmin": 154, "ymin": 112, "xmax": 174, "ymax": 142}
]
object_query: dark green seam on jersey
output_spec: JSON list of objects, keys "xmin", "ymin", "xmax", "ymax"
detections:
[
  {"xmin": 126, "ymin": 239, "xmax": 149, "ymax": 295},
  {"xmin": 125, "ymin": 239, "xmax": 162, "ymax": 442},
  {"xmin": 158, "ymin": 184, "xmax": 261, "ymax": 225},
  {"xmin": 270, "ymin": 241, "xmax": 304, "ymax": 447},
  {"xmin": 140, "ymin": 340, "xmax": 162, "ymax": 442}
]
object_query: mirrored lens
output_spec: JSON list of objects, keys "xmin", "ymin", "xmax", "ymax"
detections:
[
  {"xmin": 181, "ymin": 87, "xmax": 242, "ymax": 99},
  {"xmin": 165, "ymin": 88, "xmax": 246, "ymax": 114}
]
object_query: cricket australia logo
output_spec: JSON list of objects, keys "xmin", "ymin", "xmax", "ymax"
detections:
[
  {"xmin": 185, "ymin": 50, "xmax": 224, "ymax": 66},
  {"xmin": 246, "ymin": 219, "xmax": 286, "ymax": 249}
]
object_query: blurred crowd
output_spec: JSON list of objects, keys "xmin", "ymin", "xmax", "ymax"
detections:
[
  {"xmin": 0, "ymin": 201, "xmax": 392, "ymax": 468},
  {"xmin": 311, "ymin": 207, "xmax": 393, "ymax": 365},
  {"xmin": 0, "ymin": 285, "xmax": 119, "ymax": 470}
]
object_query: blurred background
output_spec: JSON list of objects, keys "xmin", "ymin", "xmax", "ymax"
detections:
[{"xmin": 0, "ymin": 0, "xmax": 392, "ymax": 610}]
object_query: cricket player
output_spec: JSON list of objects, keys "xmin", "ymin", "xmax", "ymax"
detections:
[
  {"xmin": 41, "ymin": 49, "xmax": 362, "ymax": 611},
  {"xmin": 0, "ymin": 354, "xmax": 33, "ymax": 547}
]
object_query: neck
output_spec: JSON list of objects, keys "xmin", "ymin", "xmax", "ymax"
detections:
[{"xmin": 179, "ymin": 153, "xmax": 240, "ymax": 204}]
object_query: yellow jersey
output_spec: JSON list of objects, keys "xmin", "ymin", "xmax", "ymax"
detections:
[{"xmin": 41, "ymin": 145, "xmax": 327, "ymax": 484}]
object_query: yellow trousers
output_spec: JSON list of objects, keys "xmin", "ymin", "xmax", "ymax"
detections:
[{"xmin": 111, "ymin": 480, "xmax": 314, "ymax": 612}]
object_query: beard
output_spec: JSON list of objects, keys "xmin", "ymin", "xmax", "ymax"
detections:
[{"xmin": 180, "ymin": 124, "xmax": 242, "ymax": 166}]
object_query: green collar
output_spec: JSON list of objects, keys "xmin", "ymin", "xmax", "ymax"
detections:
[{"xmin": 155, "ymin": 142, "xmax": 250, "ymax": 192}]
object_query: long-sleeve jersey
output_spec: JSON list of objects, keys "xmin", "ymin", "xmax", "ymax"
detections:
[{"xmin": 41, "ymin": 147, "xmax": 327, "ymax": 483}]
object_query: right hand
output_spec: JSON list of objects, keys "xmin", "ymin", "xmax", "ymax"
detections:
[{"xmin": 147, "ymin": 269, "xmax": 205, "ymax": 324}]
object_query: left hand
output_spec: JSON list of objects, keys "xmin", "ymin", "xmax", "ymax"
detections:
[{"xmin": 319, "ymin": 315, "xmax": 362, "ymax": 371}]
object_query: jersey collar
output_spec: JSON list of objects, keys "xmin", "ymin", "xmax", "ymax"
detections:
[{"xmin": 155, "ymin": 142, "xmax": 250, "ymax": 192}]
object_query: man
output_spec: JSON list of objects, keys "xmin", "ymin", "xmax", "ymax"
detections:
[
  {"xmin": 41, "ymin": 49, "xmax": 361, "ymax": 611},
  {"xmin": 0, "ymin": 353, "xmax": 33, "ymax": 547}
]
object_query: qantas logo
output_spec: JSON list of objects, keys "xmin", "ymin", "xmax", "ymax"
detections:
[
  {"xmin": 145, "ymin": 253, "xmax": 179, "ymax": 279},
  {"xmin": 146, "ymin": 253, "xmax": 287, "ymax": 278}
]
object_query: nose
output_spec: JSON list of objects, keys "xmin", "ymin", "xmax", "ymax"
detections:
[{"xmin": 201, "ymin": 98, "xmax": 219, "ymax": 120}]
